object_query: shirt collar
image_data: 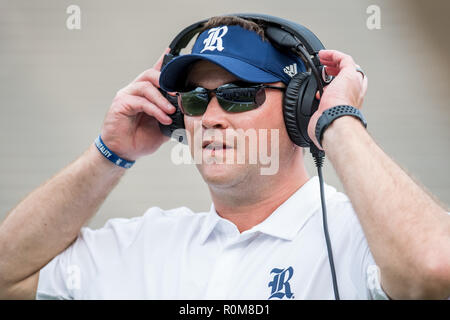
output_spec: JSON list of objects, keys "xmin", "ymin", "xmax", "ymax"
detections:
[
  {"xmin": 199, "ymin": 176, "xmax": 337, "ymax": 244},
  {"xmin": 199, "ymin": 203, "xmax": 222, "ymax": 244}
]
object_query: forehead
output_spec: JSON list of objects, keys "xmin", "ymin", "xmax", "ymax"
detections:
[{"xmin": 185, "ymin": 60, "xmax": 239, "ymax": 87}]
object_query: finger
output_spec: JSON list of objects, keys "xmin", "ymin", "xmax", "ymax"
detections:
[
  {"xmin": 134, "ymin": 68, "xmax": 162, "ymax": 88},
  {"xmin": 319, "ymin": 50, "xmax": 355, "ymax": 69},
  {"xmin": 315, "ymin": 86, "xmax": 328, "ymax": 99},
  {"xmin": 323, "ymin": 66, "xmax": 340, "ymax": 77},
  {"xmin": 121, "ymin": 94, "xmax": 173, "ymax": 125},
  {"xmin": 123, "ymin": 81, "xmax": 176, "ymax": 114},
  {"xmin": 134, "ymin": 69, "xmax": 159, "ymax": 86},
  {"xmin": 319, "ymin": 58, "xmax": 338, "ymax": 68},
  {"xmin": 133, "ymin": 48, "xmax": 170, "ymax": 83}
]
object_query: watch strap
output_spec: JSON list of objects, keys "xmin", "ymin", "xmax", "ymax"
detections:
[{"xmin": 315, "ymin": 105, "xmax": 367, "ymax": 147}]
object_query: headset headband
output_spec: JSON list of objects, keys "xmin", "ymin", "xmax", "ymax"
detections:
[
  {"xmin": 167, "ymin": 14, "xmax": 323, "ymax": 51},
  {"xmin": 232, "ymin": 14, "xmax": 325, "ymax": 55},
  {"xmin": 162, "ymin": 13, "xmax": 326, "ymax": 94}
]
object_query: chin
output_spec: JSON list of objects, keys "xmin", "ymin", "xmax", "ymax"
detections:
[{"xmin": 197, "ymin": 162, "xmax": 248, "ymax": 188}]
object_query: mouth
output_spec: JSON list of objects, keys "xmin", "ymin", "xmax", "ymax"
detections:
[{"xmin": 202, "ymin": 140, "xmax": 232, "ymax": 151}]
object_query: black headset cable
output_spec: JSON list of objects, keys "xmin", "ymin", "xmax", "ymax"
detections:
[{"xmin": 310, "ymin": 144, "xmax": 340, "ymax": 300}]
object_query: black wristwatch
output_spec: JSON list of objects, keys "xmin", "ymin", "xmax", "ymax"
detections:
[{"xmin": 315, "ymin": 105, "xmax": 367, "ymax": 147}]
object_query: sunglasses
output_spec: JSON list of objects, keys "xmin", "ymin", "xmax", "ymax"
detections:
[{"xmin": 177, "ymin": 82, "xmax": 286, "ymax": 116}]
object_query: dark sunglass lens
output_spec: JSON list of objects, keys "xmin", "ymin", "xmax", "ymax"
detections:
[
  {"xmin": 180, "ymin": 89, "xmax": 209, "ymax": 116},
  {"xmin": 216, "ymin": 86, "xmax": 260, "ymax": 112},
  {"xmin": 254, "ymin": 88, "xmax": 266, "ymax": 106}
]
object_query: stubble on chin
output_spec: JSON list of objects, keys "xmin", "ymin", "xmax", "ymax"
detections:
[{"xmin": 197, "ymin": 161, "xmax": 255, "ymax": 189}]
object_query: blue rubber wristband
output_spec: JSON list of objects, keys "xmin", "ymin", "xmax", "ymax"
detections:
[{"xmin": 94, "ymin": 135, "xmax": 135, "ymax": 169}]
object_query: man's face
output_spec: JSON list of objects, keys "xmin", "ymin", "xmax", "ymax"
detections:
[{"xmin": 183, "ymin": 60, "xmax": 295, "ymax": 189}]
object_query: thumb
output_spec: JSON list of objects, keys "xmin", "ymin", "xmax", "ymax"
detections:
[{"xmin": 316, "ymin": 85, "xmax": 330, "ymax": 100}]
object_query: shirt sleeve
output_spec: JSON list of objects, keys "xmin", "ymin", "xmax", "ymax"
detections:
[
  {"xmin": 36, "ymin": 215, "xmax": 145, "ymax": 300},
  {"xmin": 352, "ymin": 229, "xmax": 390, "ymax": 300},
  {"xmin": 366, "ymin": 264, "xmax": 390, "ymax": 299}
]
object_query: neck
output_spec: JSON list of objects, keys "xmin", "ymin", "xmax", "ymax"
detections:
[{"xmin": 209, "ymin": 149, "xmax": 309, "ymax": 232}]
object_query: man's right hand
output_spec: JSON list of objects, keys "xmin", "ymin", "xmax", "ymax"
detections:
[
  {"xmin": 0, "ymin": 49, "xmax": 180, "ymax": 299},
  {"xmin": 100, "ymin": 48, "xmax": 176, "ymax": 161}
]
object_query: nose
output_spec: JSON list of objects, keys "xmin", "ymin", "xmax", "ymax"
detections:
[{"xmin": 201, "ymin": 94, "xmax": 229, "ymax": 130}]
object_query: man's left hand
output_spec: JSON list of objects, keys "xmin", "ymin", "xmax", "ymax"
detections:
[{"xmin": 307, "ymin": 50, "xmax": 368, "ymax": 149}]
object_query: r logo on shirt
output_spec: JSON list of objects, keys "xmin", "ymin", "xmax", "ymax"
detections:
[{"xmin": 268, "ymin": 266, "xmax": 294, "ymax": 299}]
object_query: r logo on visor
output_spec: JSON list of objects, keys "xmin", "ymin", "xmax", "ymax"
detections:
[{"xmin": 200, "ymin": 26, "xmax": 228, "ymax": 53}]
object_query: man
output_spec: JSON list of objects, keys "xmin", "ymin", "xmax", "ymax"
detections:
[{"xmin": 0, "ymin": 16, "xmax": 449, "ymax": 300}]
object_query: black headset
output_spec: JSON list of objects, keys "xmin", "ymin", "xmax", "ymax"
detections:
[
  {"xmin": 158, "ymin": 13, "xmax": 332, "ymax": 150},
  {"xmin": 158, "ymin": 13, "xmax": 340, "ymax": 299}
]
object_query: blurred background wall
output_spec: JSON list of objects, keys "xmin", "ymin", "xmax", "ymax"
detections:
[{"xmin": 0, "ymin": 0, "xmax": 449, "ymax": 229}]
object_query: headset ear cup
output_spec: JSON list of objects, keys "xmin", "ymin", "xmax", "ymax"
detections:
[
  {"xmin": 157, "ymin": 89, "xmax": 187, "ymax": 144},
  {"xmin": 283, "ymin": 72, "xmax": 311, "ymax": 147}
]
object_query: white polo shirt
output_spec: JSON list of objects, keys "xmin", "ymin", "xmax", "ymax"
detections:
[{"xmin": 36, "ymin": 176, "xmax": 389, "ymax": 300}]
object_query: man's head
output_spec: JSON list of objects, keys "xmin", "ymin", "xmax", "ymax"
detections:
[
  {"xmin": 160, "ymin": 16, "xmax": 305, "ymax": 91},
  {"xmin": 159, "ymin": 16, "xmax": 307, "ymax": 191}
]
